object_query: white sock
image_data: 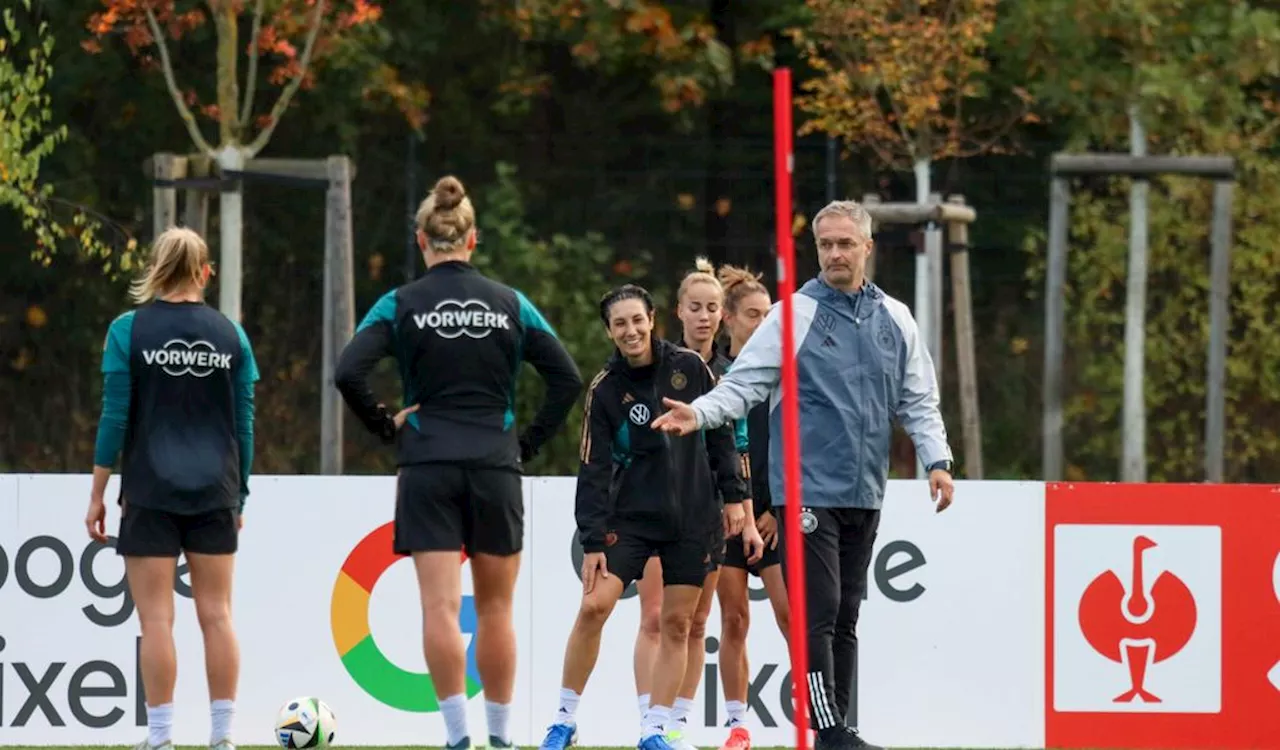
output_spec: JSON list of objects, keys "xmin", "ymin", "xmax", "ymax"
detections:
[
  {"xmin": 641, "ymin": 704, "xmax": 671, "ymax": 740},
  {"xmin": 637, "ymin": 693, "xmax": 650, "ymax": 716},
  {"xmin": 726, "ymin": 700, "xmax": 747, "ymax": 727},
  {"xmin": 671, "ymin": 697, "xmax": 694, "ymax": 725},
  {"xmin": 440, "ymin": 693, "xmax": 469, "ymax": 746},
  {"xmin": 486, "ymin": 700, "xmax": 511, "ymax": 743},
  {"xmin": 210, "ymin": 699, "xmax": 235, "ymax": 743},
  {"xmin": 147, "ymin": 703, "xmax": 174, "ymax": 747},
  {"xmin": 556, "ymin": 687, "xmax": 581, "ymax": 725}
]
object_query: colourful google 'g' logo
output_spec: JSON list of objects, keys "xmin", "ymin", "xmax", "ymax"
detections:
[{"xmin": 330, "ymin": 522, "xmax": 482, "ymax": 712}]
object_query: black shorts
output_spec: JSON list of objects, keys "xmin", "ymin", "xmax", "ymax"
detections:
[
  {"xmin": 604, "ymin": 530, "xmax": 711, "ymax": 589},
  {"xmin": 394, "ymin": 464, "xmax": 523, "ymax": 557},
  {"xmin": 116, "ymin": 504, "xmax": 239, "ymax": 557},
  {"xmin": 722, "ymin": 528, "xmax": 781, "ymax": 575},
  {"xmin": 706, "ymin": 521, "xmax": 726, "ymax": 573}
]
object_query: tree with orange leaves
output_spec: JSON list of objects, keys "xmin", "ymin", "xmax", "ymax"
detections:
[
  {"xmin": 790, "ymin": 0, "xmax": 1033, "ymax": 170},
  {"xmin": 84, "ymin": 0, "xmax": 427, "ymax": 321},
  {"xmin": 480, "ymin": 0, "xmax": 735, "ymax": 119}
]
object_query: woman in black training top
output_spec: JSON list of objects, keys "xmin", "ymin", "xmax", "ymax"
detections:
[
  {"xmin": 537, "ymin": 284, "xmax": 746, "ymax": 750},
  {"xmin": 335, "ymin": 175, "xmax": 583, "ymax": 750}
]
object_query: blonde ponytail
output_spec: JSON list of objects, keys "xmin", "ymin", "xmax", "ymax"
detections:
[
  {"xmin": 677, "ymin": 255, "xmax": 723, "ymax": 303},
  {"xmin": 129, "ymin": 227, "xmax": 210, "ymax": 304}
]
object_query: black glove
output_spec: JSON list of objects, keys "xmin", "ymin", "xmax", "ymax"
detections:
[{"xmin": 519, "ymin": 435, "xmax": 537, "ymax": 463}]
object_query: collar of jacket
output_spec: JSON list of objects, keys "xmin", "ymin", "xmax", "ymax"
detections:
[
  {"xmin": 807, "ymin": 273, "xmax": 885, "ymax": 301},
  {"xmin": 607, "ymin": 333, "xmax": 673, "ymax": 373},
  {"xmin": 674, "ymin": 336, "xmax": 725, "ymax": 363},
  {"xmin": 423, "ymin": 259, "xmax": 477, "ymax": 275}
]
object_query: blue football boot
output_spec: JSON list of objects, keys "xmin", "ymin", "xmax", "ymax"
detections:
[{"xmin": 539, "ymin": 723, "xmax": 577, "ymax": 750}]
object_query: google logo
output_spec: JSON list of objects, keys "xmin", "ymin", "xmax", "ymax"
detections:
[{"xmin": 330, "ymin": 521, "xmax": 482, "ymax": 711}]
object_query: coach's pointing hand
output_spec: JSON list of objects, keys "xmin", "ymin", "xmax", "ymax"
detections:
[{"xmin": 652, "ymin": 398, "xmax": 698, "ymax": 435}]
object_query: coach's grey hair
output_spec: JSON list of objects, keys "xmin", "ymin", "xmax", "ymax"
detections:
[{"xmin": 812, "ymin": 200, "xmax": 873, "ymax": 240}]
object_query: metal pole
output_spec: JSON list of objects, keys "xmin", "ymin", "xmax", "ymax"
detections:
[
  {"xmin": 1204, "ymin": 180, "xmax": 1233, "ymax": 483},
  {"xmin": 1043, "ymin": 177, "xmax": 1070, "ymax": 481},
  {"xmin": 1121, "ymin": 108, "xmax": 1149, "ymax": 481}
]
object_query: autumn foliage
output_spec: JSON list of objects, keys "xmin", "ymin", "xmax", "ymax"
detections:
[
  {"xmin": 482, "ymin": 0, "xmax": 735, "ymax": 114},
  {"xmin": 790, "ymin": 0, "xmax": 1035, "ymax": 168},
  {"xmin": 84, "ymin": 0, "xmax": 427, "ymax": 151}
]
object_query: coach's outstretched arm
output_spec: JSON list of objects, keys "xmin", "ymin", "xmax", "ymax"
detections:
[
  {"xmin": 514, "ymin": 291, "xmax": 584, "ymax": 462},
  {"xmin": 575, "ymin": 374, "xmax": 615, "ymax": 555},
  {"xmin": 335, "ymin": 291, "xmax": 408, "ymax": 443},
  {"xmin": 885, "ymin": 303, "xmax": 953, "ymax": 470}
]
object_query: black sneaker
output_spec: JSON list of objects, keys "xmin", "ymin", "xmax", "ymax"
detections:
[{"xmin": 816, "ymin": 726, "xmax": 882, "ymax": 750}]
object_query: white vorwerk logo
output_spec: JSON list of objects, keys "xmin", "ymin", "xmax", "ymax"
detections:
[
  {"xmin": 414, "ymin": 299, "xmax": 511, "ymax": 339},
  {"xmin": 142, "ymin": 339, "xmax": 232, "ymax": 378}
]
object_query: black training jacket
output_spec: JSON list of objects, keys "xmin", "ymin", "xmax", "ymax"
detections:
[
  {"xmin": 575, "ymin": 337, "xmax": 747, "ymax": 553},
  {"xmin": 335, "ymin": 260, "xmax": 583, "ymax": 470}
]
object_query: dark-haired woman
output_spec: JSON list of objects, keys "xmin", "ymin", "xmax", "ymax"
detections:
[
  {"xmin": 537, "ymin": 285, "xmax": 747, "ymax": 750},
  {"xmin": 335, "ymin": 175, "xmax": 583, "ymax": 750}
]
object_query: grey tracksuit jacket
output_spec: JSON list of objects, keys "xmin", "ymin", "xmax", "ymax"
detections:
[{"xmin": 689, "ymin": 276, "xmax": 952, "ymax": 510}]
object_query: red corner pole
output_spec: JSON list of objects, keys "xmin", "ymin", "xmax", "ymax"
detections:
[{"xmin": 774, "ymin": 66, "xmax": 810, "ymax": 750}]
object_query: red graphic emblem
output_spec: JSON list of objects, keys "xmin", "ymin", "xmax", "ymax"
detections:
[
  {"xmin": 604, "ymin": 531, "xmax": 618, "ymax": 547},
  {"xmin": 1077, "ymin": 535, "xmax": 1197, "ymax": 704},
  {"xmin": 1046, "ymin": 482, "xmax": 1280, "ymax": 750}
]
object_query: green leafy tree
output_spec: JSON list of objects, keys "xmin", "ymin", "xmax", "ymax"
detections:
[
  {"xmin": 1004, "ymin": 0, "xmax": 1280, "ymax": 481},
  {"xmin": 0, "ymin": 0, "xmax": 135, "ymax": 272}
]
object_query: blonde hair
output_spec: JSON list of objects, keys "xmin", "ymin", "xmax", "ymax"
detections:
[
  {"xmin": 677, "ymin": 256, "xmax": 723, "ymax": 303},
  {"xmin": 415, "ymin": 175, "xmax": 476, "ymax": 252},
  {"xmin": 129, "ymin": 226, "xmax": 210, "ymax": 304},
  {"xmin": 717, "ymin": 263, "xmax": 769, "ymax": 313}
]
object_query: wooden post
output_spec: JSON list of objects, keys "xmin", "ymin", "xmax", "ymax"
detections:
[
  {"xmin": 946, "ymin": 195, "xmax": 983, "ymax": 479},
  {"xmin": 321, "ymin": 156, "xmax": 356, "ymax": 475},
  {"xmin": 928, "ymin": 190, "xmax": 945, "ymax": 385},
  {"xmin": 183, "ymin": 154, "xmax": 212, "ymax": 236},
  {"xmin": 151, "ymin": 153, "xmax": 180, "ymax": 240},
  {"xmin": 862, "ymin": 193, "xmax": 880, "ymax": 282}
]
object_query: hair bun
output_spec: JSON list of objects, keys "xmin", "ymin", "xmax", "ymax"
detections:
[{"xmin": 432, "ymin": 176, "xmax": 466, "ymax": 211}]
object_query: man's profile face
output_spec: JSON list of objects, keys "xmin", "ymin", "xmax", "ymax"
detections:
[{"xmin": 815, "ymin": 215, "xmax": 872, "ymax": 292}]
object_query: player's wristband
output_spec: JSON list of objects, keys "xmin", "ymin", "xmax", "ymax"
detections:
[{"xmin": 926, "ymin": 459, "xmax": 953, "ymax": 474}]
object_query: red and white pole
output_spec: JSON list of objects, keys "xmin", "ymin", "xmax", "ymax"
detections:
[{"xmin": 773, "ymin": 66, "xmax": 810, "ymax": 750}]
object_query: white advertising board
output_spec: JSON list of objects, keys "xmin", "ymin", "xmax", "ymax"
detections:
[{"xmin": 0, "ymin": 474, "xmax": 1047, "ymax": 748}]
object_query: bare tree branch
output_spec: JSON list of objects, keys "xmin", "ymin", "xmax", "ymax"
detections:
[
  {"xmin": 246, "ymin": 0, "xmax": 327, "ymax": 157},
  {"xmin": 239, "ymin": 0, "xmax": 266, "ymax": 137},
  {"xmin": 145, "ymin": 6, "xmax": 216, "ymax": 156}
]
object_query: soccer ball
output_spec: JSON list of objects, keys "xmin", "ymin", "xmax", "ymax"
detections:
[{"xmin": 275, "ymin": 696, "xmax": 337, "ymax": 749}]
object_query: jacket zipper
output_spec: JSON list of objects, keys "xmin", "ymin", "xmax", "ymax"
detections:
[{"xmin": 652, "ymin": 362, "xmax": 681, "ymax": 534}]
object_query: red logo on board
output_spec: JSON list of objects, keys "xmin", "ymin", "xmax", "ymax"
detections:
[{"xmin": 1045, "ymin": 482, "xmax": 1280, "ymax": 749}]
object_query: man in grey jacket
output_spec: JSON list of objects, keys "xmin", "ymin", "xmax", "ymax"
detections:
[{"xmin": 652, "ymin": 200, "xmax": 955, "ymax": 750}]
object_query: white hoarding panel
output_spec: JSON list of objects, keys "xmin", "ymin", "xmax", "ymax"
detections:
[{"xmin": 0, "ymin": 474, "xmax": 1047, "ymax": 748}]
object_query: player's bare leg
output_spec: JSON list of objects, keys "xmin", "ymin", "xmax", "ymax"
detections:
[
  {"xmin": 666, "ymin": 568, "xmax": 720, "ymax": 750},
  {"xmin": 471, "ymin": 552, "xmax": 522, "ymax": 747},
  {"xmin": 126, "ymin": 555, "xmax": 179, "ymax": 750},
  {"xmin": 412, "ymin": 551, "xmax": 469, "ymax": 748},
  {"xmin": 634, "ymin": 556, "xmax": 664, "ymax": 720},
  {"xmin": 539, "ymin": 574, "xmax": 627, "ymax": 750},
  {"xmin": 640, "ymin": 584, "xmax": 701, "ymax": 748},
  {"xmin": 188, "ymin": 551, "xmax": 240, "ymax": 748},
  {"xmin": 716, "ymin": 567, "xmax": 753, "ymax": 750}
]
